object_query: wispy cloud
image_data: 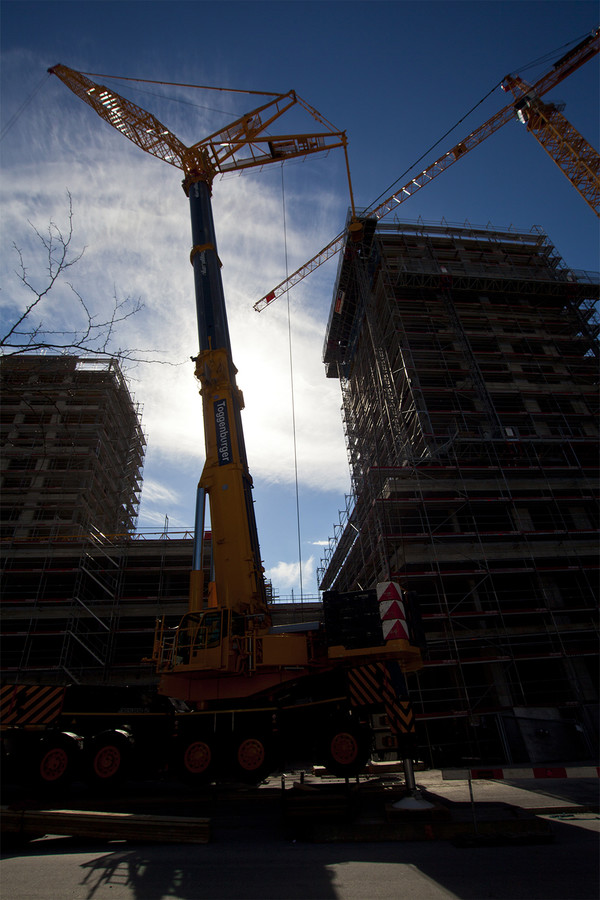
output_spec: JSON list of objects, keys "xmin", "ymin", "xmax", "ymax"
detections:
[
  {"xmin": 1, "ymin": 60, "xmax": 351, "ymax": 593},
  {"xmin": 265, "ymin": 555, "xmax": 316, "ymax": 592},
  {"xmin": 139, "ymin": 478, "xmax": 182, "ymax": 507}
]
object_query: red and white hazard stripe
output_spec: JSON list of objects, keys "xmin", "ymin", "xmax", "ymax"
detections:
[
  {"xmin": 442, "ymin": 766, "xmax": 600, "ymax": 780},
  {"xmin": 377, "ymin": 581, "xmax": 409, "ymax": 642}
]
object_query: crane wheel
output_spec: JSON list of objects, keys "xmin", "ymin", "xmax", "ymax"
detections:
[
  {"xmin": 231, "ymin": 734, "xmax": 274, "ymax": 784},
  {"xmin": 84, "ymin": 730, "xmax": 133, "ymax": 787},
  {"xmin": 322, "ymin": 722, "xmax": 370, "ymax": 777},
  {"xmin": 175, "ymin": 735, "xmax": 216, "ymax": 783},
  {"xmin": 33, "ymin": 732, "xmax": 82, "ymax": 788}
]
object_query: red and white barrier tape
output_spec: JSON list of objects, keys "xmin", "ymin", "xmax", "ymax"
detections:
[{"xmin": 442, "ymin": 766, "xmax": 600, "ymax": 780}]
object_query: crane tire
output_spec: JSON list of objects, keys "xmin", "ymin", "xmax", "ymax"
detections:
[
  {"xmin": 84, "ymin": 730, "xmax": 133, "ymax": 787},
  {"xmin": 231, "ymin": 734, "xmax": 274, "ymax": 784},
  {"xmin": 33, "ymin": 732, "xmax": 82, "ymax": 789},
  {"xmin": 321, "ymin": 722, "xmax": 371, "ymax": 777},
  {"xmin": 174, "ymin": 735, "xmax": 217, "ymax": 784}
]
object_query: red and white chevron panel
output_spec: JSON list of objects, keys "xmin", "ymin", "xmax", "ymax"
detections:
[
  {"xmin": 442, "ymin": 766, "xmax": 600, "ymax": 780},
  {"xmin": 377, "ymin": 581, "xmax": 409, "ymax": 642}
]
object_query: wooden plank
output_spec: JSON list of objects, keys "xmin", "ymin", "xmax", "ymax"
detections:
[{"xmin": 1, "ymin": 807, "xmax": 210, "ymax": 844}]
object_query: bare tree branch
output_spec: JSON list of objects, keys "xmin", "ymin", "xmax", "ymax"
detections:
[{"xmin": 1, "ymin": 192, "xmax": 175, "ymax": 367}]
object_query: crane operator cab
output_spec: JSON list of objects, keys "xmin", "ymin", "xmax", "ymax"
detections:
[{"xmin": 153, "ymin": 608, "xmax": 267, "ymax": 675}]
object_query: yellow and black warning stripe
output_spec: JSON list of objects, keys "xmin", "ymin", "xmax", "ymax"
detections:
[
  {"xmin": 1, "ymin": 684, "xmax": 66, "ymax": 726},
  {"xmin": 382, "ymin": 664, "xmax": 415, "ymax": 735},
  {"xmin": 347, "ymin": 663, "xmax": 386, "ymax": 708},
  {"xmin": 348, "ymin": 664, "xmax": 415, "ymax": 735},
  {"xmin": 384, "ymin": 699, "xmax": 415, "ymax": 735}
]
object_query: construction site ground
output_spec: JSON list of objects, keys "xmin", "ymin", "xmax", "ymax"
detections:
[
  {"xmin": 1, "ymin": 763, "xmax": 598, "ymax": 899},
  {"xmin": 2, "ymin": 761, "xmax": 599, "ymax": 842}
]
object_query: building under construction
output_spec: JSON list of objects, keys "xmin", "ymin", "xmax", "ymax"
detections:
[
  {"xmin": 0, "ymin": 356, "xmax": 316, "ymax": 684},
  {"xmin": 1, "ymin": 225, "xmax": 598, "ymax": 765},
  {"xmin": 0, "ymin": 529, "xmax": 199, "ymax": 685},
  {"xmin": 0, "ymin": 524, "xmax": 315, "ymax": 686},
  {"xmin": 0, "ymin": 356, "xmax": 146, "ymax": 541},
  {"xmin": 0, "ymin": 355, "xmax": 157, "ymax": 683},
  {"xmin": 319, "ymin": 218, "xmax": 599, "ymax": 766}
]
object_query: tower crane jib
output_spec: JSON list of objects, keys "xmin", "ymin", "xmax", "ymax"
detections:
[{"xmin": 254, "ymin": 27, "xmax": 599, "ymax": 313}]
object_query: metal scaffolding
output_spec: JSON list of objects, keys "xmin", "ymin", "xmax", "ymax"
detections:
[
  {"xmin": 319, "ymin": 218, "xmax": 599, "ymax": 765},
  {"xmin": 0, "ymin": 530, "xmax": 196, "ymax": 684},
  {"xmin": 0, "ymin": 356, "xmax": 146, "ymax": 540},
  {"xmin": 0, "ymin": 525, "xmax": 319, "ymax": 685},
  {"xmin": 0, "ymin": 355, "xmax": 319, "ymax": 687}
]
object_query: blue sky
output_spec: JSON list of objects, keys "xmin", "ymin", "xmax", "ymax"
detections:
[{"xmin": 1, "ymin": 1, "xmax": 598, "ymax": 596}]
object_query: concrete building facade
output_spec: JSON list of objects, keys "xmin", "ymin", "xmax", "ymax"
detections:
[
  {"xmin": 0, "ymin": 355, "xmax": 151, "ymax": 683},
  {"xmin": 0, "ymin": 356, "xmax": 314, "ymax": 684},
  {"xmin": 0, "ymin": 355, "xmax": 320, "ymax": 685},
  {"xmin": 1, "ymin": 531, "xmax": 195, "ymax": 685},
  {"xmin": 319, "ymin": 218, "xmax": 599, "ymax": 766},
  {"xmin": 0, "ymin": 355, "xmax": 145, "ymax": 541},
  {"xmin": 0, "ymin": 528, "xmax": 318, "ymax": 686}
]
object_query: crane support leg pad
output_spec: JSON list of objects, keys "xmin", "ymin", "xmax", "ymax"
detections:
[{"xmin": 1, "ymin": 807, "xmax": 210, "ymax": 844}]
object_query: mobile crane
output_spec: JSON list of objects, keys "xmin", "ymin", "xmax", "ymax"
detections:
[
  {"xmin": 1, "ymin": 68, "xmax": 422, "ymax": 789},
  {"xmin": 3, "ymin": 33, "xmax": 596, "ymax": 790}
]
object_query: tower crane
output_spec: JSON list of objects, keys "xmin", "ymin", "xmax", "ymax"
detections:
[
  {"xmin": 502, "ymin": 72, "xmax": 599, "ymax": 214},
  {"xmin": 254, "ymin": 27, "xmax": 599, "ymax": 312}
]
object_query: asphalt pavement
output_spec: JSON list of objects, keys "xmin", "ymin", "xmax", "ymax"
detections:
[{"xmin": 1, "ymin": 766, "xmax": 598, "ymax": 900}]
